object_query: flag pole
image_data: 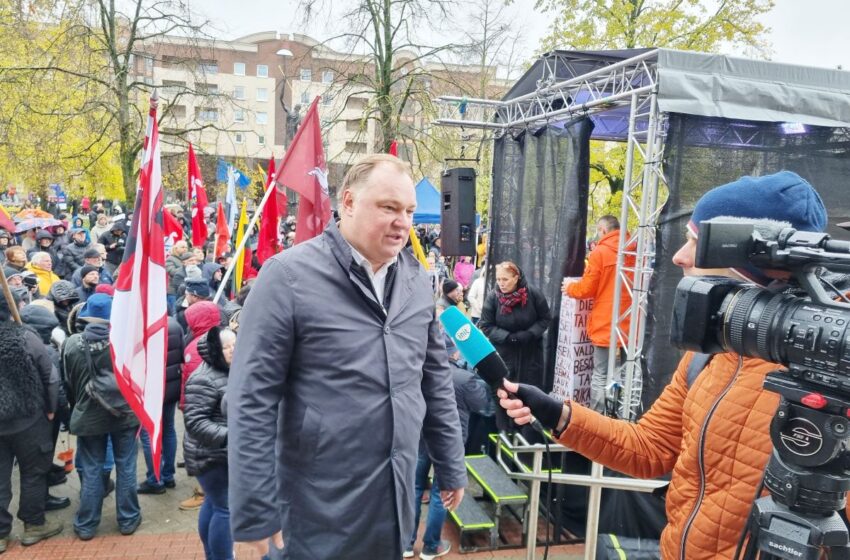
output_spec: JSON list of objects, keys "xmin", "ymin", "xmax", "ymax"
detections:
[
  {"xmin": 212, "ymin": 167, "xmax": 279, "ymax": 304},
  {"xmin": 0, "ymin": 267, "xmax": 21, "ymax": 324}
]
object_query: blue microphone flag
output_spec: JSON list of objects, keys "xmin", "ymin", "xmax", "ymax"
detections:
[{"xmin": 438, "ymin": 306, "xmax": 494, "ymax": 367}]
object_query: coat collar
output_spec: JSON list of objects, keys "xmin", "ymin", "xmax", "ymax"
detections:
[{"xmin": 324, "ymin": 220, "xmax": 417, "ymax": 323}]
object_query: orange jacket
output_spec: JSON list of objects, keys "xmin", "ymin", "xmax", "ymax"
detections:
[
  {"xmin": 559, "ymin": 352, "xmax": 782, "ymax": 559},
  {"xmin": 565, "ymin": 229, "xmax": 633, "ymax": 347}
]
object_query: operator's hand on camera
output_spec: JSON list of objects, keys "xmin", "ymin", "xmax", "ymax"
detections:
[{"xmin": 498, "ymin": 380, "xmax": 570, "ymax": 433}]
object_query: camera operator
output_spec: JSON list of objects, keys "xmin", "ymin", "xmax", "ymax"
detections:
[{"xmin": 498, "ymin": 171, "xmax": 831, "ymax": 559}]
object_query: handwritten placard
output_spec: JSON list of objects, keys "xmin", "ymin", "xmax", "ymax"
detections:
[{"xmin": 552, "ymin": 278, "xmax": 594, "ymax": 405}]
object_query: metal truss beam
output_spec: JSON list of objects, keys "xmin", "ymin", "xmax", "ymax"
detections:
[{"xmin": 436, "ymin": 49, "xmax": 658, "ymax": 132}]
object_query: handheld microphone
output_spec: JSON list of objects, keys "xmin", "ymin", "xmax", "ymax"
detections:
[{"xmin": 439, "ymin": 306, "xmax": 545, "ymax": 435}]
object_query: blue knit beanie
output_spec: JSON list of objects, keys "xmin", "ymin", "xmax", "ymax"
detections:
[
  {"xmin": 688, "ymin": 171, "xmax": 827, "ymax": 285},
  {"xmin": 689, "ymin": 171, "xmax": 827, "ymax": 236}
]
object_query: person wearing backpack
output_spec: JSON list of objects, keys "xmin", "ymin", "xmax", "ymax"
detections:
[{"xmin": 62, "ymin": 293, "xmax": 141, "ymax": 540}]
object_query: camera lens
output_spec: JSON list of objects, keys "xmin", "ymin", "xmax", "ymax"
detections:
[{"xmin": 718, "ymin": 286, "xmax": 850, "ymax": 380}]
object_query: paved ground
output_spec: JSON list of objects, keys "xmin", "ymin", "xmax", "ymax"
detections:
[{"xmin": 4, "ymin": 415, "xmax": 586, "ymax": 559}]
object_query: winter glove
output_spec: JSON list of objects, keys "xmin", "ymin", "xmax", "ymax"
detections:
[
  {"xmin": 515, "ymin": 330, "xmax": 535, "ymax": 344},
  {"xmin": 514, "ymin": 383, "xmax": 567, "ymax": 432}
]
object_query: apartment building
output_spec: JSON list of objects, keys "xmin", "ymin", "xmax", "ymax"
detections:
[{"xmin": 134, "ymin": 31, "xmax": 508, "ymax": 187}]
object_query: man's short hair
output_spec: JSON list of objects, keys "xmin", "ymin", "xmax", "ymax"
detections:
[
  {"xmin": 337, "ymin": 153, "xmax": 413, "ymax": 203},
  {"xmin": 597, "ymin": 215, "xmax": 619, "ymax": 233}
]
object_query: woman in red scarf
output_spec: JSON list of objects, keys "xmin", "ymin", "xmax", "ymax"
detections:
[{"xmin": 478, "ymin": 261, "xmax": 551, "ymax": 390}]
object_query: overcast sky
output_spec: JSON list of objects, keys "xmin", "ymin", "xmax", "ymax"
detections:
[{"xmin": 196, "ymin": 0, "xmax": 849, "ymax": 71}]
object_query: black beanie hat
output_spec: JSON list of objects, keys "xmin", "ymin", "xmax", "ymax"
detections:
[{"xmin": 442, "ymin": 280, "xmax": 460, "ymax": 297}]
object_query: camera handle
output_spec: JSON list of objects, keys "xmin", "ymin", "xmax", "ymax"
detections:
[{"xmin": 736, "ymin": 371, "xmax": 850, "ymax": 559}]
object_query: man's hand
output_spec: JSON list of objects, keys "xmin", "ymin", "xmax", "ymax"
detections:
[
  {"xmin": 561, "ymin": 279, "xmax": 573, "ymax": 296},
  {"xmin": 440, "ymin": 488, "xmax": 464, "ymax": 511},
  {"xmin": 245, "ymin": 531, "xmax": 284, "ymax": 557},
  {"xmin": 498, "ymin": 380, "xmax": 570, "ymax": 433},
  {"xmin": 46, "ymin": 412, "xmax": 54, "ymax": 421}
]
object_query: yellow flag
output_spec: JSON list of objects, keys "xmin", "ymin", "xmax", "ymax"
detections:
[
  {"xmin": 233, "ymin": 202, "xmax": 248, "ymax": 290},
  {"xmin": 409, "ymin": 227, "xmax": 429, "ymax": 270}
]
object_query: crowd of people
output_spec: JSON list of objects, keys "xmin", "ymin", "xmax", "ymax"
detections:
[
  {"xmin": 0, "ymin": 196, "xmax": 273, "ymax": 555},
  {"xmin": 0, "ymin": 165, "xmax": 563, "ymax": 560}
]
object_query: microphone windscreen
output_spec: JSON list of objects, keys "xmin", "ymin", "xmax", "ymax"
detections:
[{"xmin": 439, "ymin": 306, "xmax": 496, "ymax": 368}]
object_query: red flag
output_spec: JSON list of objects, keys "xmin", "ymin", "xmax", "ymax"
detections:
[
  {"xmin": 256, "ymin": 157, "xmax": 280, "ymax": 264},
  {"xmin": 110, "ymin": 94, "xmax": 168, "ymax": 480},
  {"xmin": 163, "ymin": 209, "xmax": 183, "ymax": 244},
  {"xmin": 214, "ymin": 202, "xmax": 230, "ymax": 259},
  {"xmin": 276, "ymin": 98, "xmax": 330, "ymax": 244},
  {"xmin": 187, "ymin": 144, "xmax": 208, "ymax": 247},
  {"xmin": 388, "ymin": 140, "xmax": 398, "ymax": 156}
]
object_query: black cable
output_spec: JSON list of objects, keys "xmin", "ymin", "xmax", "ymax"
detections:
[
  {"xmin": 733, "ymin": 473, "xmax": 766, "ymax": 559},
  {"xmin": 821, "ymin": 276, "xmax": 850, "ymax": 303}
]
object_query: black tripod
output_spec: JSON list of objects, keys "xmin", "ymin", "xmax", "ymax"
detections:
[{"xmin": 737, "ymin": 371, "xmax": 850, "ymax": 560}]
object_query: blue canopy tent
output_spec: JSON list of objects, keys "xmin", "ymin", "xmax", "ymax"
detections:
[{"xmin": 413, "ymin": 178, "xmax": 440, "ymax": 224}]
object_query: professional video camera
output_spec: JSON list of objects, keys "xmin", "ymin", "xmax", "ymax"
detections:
[{"xmin": 670, "ymin": 218, "xmax": 850, "ymax": 559}]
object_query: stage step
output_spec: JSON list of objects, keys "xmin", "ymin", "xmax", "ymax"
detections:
[
  {"xmin": 465, "ymin": 454, "xmax": 528, "ymax": 505},
  {"xmin": 449, "ymin": 492, "xmax": 495, "ymax": 531},
  {"xmin": 488, "ymin": 433, "xmax": 563, "ymax": 474}
]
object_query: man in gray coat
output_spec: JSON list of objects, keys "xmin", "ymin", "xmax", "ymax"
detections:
[{"xmin": 228, "ymin": 154, "xmax": 467, "ymax": 559}]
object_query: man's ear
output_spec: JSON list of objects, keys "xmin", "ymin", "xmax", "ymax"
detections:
[{"xmin": 340, "ymin": 189, "xmax": 355, "ymax": 216}]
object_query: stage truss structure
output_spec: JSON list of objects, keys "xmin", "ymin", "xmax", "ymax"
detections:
[{"xmin": 434, "ymin": 48, "xmax": 667, "ymax": 560}]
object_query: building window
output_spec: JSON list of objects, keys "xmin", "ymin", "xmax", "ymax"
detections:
[
  {"xmin": 346, "ymin": 119, "xmax": 362, "ymax": 133},
  {"xmin": 322, "ymin": 93, "xmax": 333, "ymax": 106},
  {"xmin": 300, "ymin": 91, "xmax": 310, "ymax": 105},
  {"xmin": 256, "ymin": 87, "xmax": 268, "ymax": 102},
  {"xmin": 345, "ymin": 97, "xmax": 367, "ymax": 110},
  {"xmin": 197, "ymin": 108, "xmax": 218, "ymax": 122},
  {"xmin": 234, "ymin": 62, "xmax": 246, "ymax": 76},
  {"xmin": 199, "ymin": 60, "xmax": 218, "ymax": 74},
  {"xmin": 234, "ymin": 109, "xmax": 245, "ymax": 123},
  {"xmin": 235, "ymin": 132, "xmax": 244, "ymax": 144},
  {"xmin": 167, "ymin": 105, "xmax": 186, "ymax": 119},
  {"xmin": 234, "ymin": 85, "xmax": 245, "ymax": 100},
  {"xmin": 322, "ymin": 70, "xmax": 334, "ymax": 84},
  {"xmin": 345, "ymin": 141, "xmax": 367, "ymax": 154},
  {"xmin": 257, "ymin": 64, "xmax": 269, "ymax": 78},
  {"xmin": 162, "ymin": 80, "xmax": 185, "ymax": 96},
  {"xmin": 256, "ymin": 111, "xmax": 268, "ymax": 125},
  {"xmin": 258, "ymin": 135, "xmax": 265, "ymax": 146},
  {"xmin": 197, "ymin": 83, "xmax": 218, "ymax": 95},
  {"xmin": 144, "ymin": 56, "xmax": 153, "ymax": 72},
  {"xmin": 300, "ymin": 68, "xmax": 311, "ymax": 81}
]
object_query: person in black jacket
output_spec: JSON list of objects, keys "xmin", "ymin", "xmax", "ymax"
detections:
[
  {"xmin": 20, "ymin": 305, "xmax": 72, "ymax": 512},
  {"xmin": 478, "ymin": 261, "xmax": 551, "ymax": 389},
  {"xmin": 0, "ymin": 292, "xmax": 64, "ymax": 551},
  {"xmin": 183, "ymin": 326, "xmax": 234, "ymax": 560},
  {"xmin": 137, "ymin": 317, "xmax": 185, "ymax": 494},
  {"xmin": 97, "ymin": 222, "xmax": 126, "ymax": 275}
]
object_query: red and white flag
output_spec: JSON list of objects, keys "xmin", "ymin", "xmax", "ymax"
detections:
[
  {"xmin": 163, "ymin": 209, "xmax": 183, "ymax": 246},
  {"xmin": 214, "ymin": 201, "xmax": 230, "ymax": 259},
  {"xmin": 277, "ymin": 97, "xmax": 330, "ymax": 244},
  {"xmin": 188, "ymin": 143, "xmax": 208, "ymax": 248},
  {"xmin": 256, "ymin": 156, "xmax": 280, "ymax": 264},
  {"xmin": 110, "ymin": 93, "xmax": 169, "ymax": 479}
]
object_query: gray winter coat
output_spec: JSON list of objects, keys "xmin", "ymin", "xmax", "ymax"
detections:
[{"xmin": 228, "ymin": 220, "xmax": 467, "ymax": 559}]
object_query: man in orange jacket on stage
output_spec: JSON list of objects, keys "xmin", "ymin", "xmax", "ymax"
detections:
[{"xmin": 562, "ymin": 215, "xmax": 634, "ymax": 414}]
